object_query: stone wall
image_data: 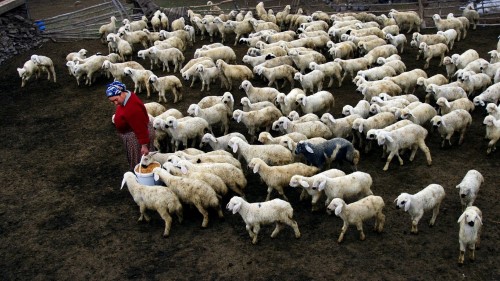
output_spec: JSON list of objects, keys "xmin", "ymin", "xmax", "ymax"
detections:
[{"xmin": 0, "ymin": 6, "xmax": 43, "ymax": 65}]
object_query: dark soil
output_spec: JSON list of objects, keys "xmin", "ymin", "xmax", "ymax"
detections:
[{"xmin": 0, "ymin": 3, "xmax": 499, "ymax": 281}]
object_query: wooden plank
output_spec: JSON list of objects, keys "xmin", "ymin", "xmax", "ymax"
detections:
[{"xmin": 0, "ymin": 0, "xmax": 25, "ymax": 15}]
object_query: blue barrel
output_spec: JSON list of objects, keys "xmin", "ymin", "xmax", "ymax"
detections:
[{"xmin": 35, "ymin": 20, "xmax": 46, "ymax": 31}]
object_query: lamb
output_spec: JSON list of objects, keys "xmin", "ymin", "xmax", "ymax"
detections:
[
  {"xmin": 352, "ymin": 112, "xmax": 397, "ymax": 152},
  {"xmin": 342, "ymin": 100, "xmax": 370, "ymax": 119},
  {"xmin": 327, "ymin": 196, "xmax": 385, "ymax": 243},
  {"xmin": 287, "ymin": 111, "xmax": 319, "ymax": 123},
  {"xmin": 437, "ymin": 29, "xmax": 459, "ymax": 50},
  {"xmin": 456, "ymin": 170, "xmax": 483, "ymax": 212},
  {"xmin": 419, "ymin": 42, "xmax": 449, "ymax": 69},
  {"xmin": 462, "ymin": 3, "xmax": 480, "ymax": 30},
  {"xmin": 460, "ymin": 71, "xmax": 492, "ymax": 97},
  {"xmin": 275, "ymin": 89, "xmax": 303, "ymax": 115},
  {"xmin": 118, "ymin": 29, "xmax": 149, "ymax": 51},
  {"xmin": 376, "ymin": 56, "xmax": 406, "ymax": 75},
  {"xmin": 255, "ymin": 64, "xmax": 298, "ymax": 89},
  {"xmin": 363, "ymin": 44, "xmax": 399, "ymax": 66},
  {"xmin": 483, "ymin": 115, "xmax": 500, "ymax": 154},
  {"xmin": 123, "ymin": 67, "xmax": 154, "ymax": 98},
  {"xmin": 293, "ymin": 70, "xmax": 325, "ymax": 95},
  {"xmin": 378, "ymin": 92, "xmax": 420, "ymax": 103},
  {"xmin": 398, "ymin": 102, "xmax": 437, "ymax": 126},
  {"xmin": 411, "ymin": 33, "xmax": 448, "ymax": 60},
  {"xmin": 228, "ymin": 137, "xmax": 294, "ymax": 166},
  {"xmin": 248, "ymin": 158, "xmax": 320, "ymax": 201},
  {"xmin": 152, "ymin": 168, "xmax": 223, "ymax": 228},
  {"xmin": 389, "ymin": 10, "xmax": 422, "ymax": 33},
  {"xmin": 354, "ymin": 65, "xmax": 397, "ymax": 82},
  {"xmin": 295, "ymin": 91, "xmax": 334, "ymax": 116},
  {"xmin": 294, "ymin": 138, "xmax": 360, "ymax": 170},
  {"xmin": 194, "ymin": 64, "xmax": 223, "ymax": 92},
  {"xmin": 309, "ymin": 61, "xmax": 342, "ymax": 88},
  {"xmin": 150, "ymin": 47, "xmax": 185, "ymax": 73},
  {"xmin": 181, "ymin": 59, "xmax": 215, "ymax": 88},
  {"xmin": 486, "ymin": 103, "xmax": 500, "ymax": 119},
  {"xmin": 457, "ymin": 206, "xmax": 483, "ymax": 265},
  {"xmin": 197, "ymin": 91, "xmax": 235, "ymax": 112},
  {"xmin": 416, "ymin": 74, "xmax": 449, "ymax": 92},
  {"xmin": 473, "ymin": 83, "xmax": 500, "ymax": 106},
  {"xmin": 226, "ymin": 196, "xmax": 301, "ymax": 244},
  {"xmin": 258, "ymin": 132, "xmax": 307, "ymax": 145},
  {"xmin": 334, "ymin": 57, "xmax": 370, "ymax": 84},
  {"xmin": 240, "ymin": 97, "xmax": 275, "ymax": 112},
  {"xmin": 107, "ymin": 33, "xmax": 133, "ymax": 61},
  {"xmin": 101, "ymin": 60, "xmax": 145, "ymax": 83},
  {"xmin": 121, "ymin": 172, "xmax": 183, "ymax": 237},
  {"xmin": 163, "ymin": 116, "xmax": 209, "ymax": 151},
  {"xmin": 232, "ymin": 107, "xmax": 283, "ymax": 143},
  {"xmin": 358, "ymin": 38, "xmax": 388, "ymax": 55},
  {"xmin": 72, "ymin": 54, "xmax": 119, "ymax": 86},
  {"xmin": 187, "ymin": 103, "xmax": 230, "ymax": 135},
  {"xmin": 435, "ymin": 97, "xmax": 475, "ymax": 115},
  {"xmin": 30, "ymin": 55, "xmax": 56, "ymax": 83},
  {"xmin": 376, "ymin": 124, "xmax": 432, "ymax": 171},
  {"xmin": 425, "ymin": 84, "xmax": 468, "ymax": 104},
  {"xmin": 275, "ymin": 117, "xmax": 333, "ymax": 139},
  {"xmin": 65, "ymin": 49, "xmax": 87, "ymax": 65},
  {"xmin": 194, "ymin": 46, "xmax": 237, "ymax": 64},
  {"xmin": 17, "ymin": 59, "xmax": 48, "ymax": 87},
  {"xmin": 328, "ymin": 41, "xmax": 356, "ymax": 60},
  {"xmin": 430, "ymin": 109, "xmax": 472, "ymax": 147},
  {"xmin": 358, "ymin": 79, "xmax": 403, "ymax": 101},
  {"xmin": 313, "ymin": 171, "xmax": 373, "ymax": 206},
  {"xmin": 289, "ymin": 169, "xmax": 346, "ymax": 211},
  {"xmin": 99, "ymin": 16, "xmax": 117, "ymax": 43},
  {"xmin": 215, "ymin": 59, "xmax": 253, "ymax": 91},
  {"xmin": 200, "ymin": 132, "xmax": 247, "ymax": 152},
  {"xmin": 148, "ymin": 74, "xmax": 183, "ymax": 104},
  {"xmin": 171, "ymin": 17, "xmax": 185, "ymax": 31},
  {"xmin": 452, "ymin": 49, "xmax": 480, "ymax": 70},
  {"xmin": 226, "ymin": 19, "xmax": 254, "ymax": 45},
  {"xmin": 320, "ymin": 113, "xmax": 362, "ymax": 139},
  {"xmin": 287, "ymin": 49, "xmax": 326, "ymax": 74},
  {"xmin": 446, "ymin": 13, "xmax": 469, "ymax": 39},
  {"xmin": 394, "ymin": 184, "xmax": 445, "ymax": 234},
  {"xmin": 122, "ymin": 16, "xmax": 148, "ymax": 31}
]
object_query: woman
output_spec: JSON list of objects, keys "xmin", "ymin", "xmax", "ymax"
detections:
[{"xmin": 106, "ymin": 81, "xmax": 155, "ymax": 171}]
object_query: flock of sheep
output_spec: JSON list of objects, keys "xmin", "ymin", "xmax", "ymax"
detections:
[{"xmin": 15, "ymin": 1, "xmax": 500, "ymax": 266}]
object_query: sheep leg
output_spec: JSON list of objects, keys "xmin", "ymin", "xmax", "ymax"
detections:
[
  {"xmin": 175, "ymin": 209, "xmax": 183, "ymax": 224},
  {"xmin": 158, "ymin": 209, "xmax": 173, "ymax": 237},
  {"xmin": 383, "ymin": 151, "xmax": 396, "ymax": 171},
  {"xmin": 375, "ymin": 212, "xmax": 385, "ymax": 233},
  {"xmin": 265, "ymin": 187, "xmax": 274, "ymax": 201},
  {"xmin": 49, "ymin": 66, "xmax": 56, "ymax": 83},
  {"xmin": 356, "ymin": 222, "xmax": 366, "ymax": 241},
  {"xmin": 418, "ymin": 142, "xmax": 432, "ymax": 165},
  {"xmin": 270, "ymin": 222, "xmax": 284, "ymax": 238},
  {"xmin": 458, "ymin": 248, "xmax": 465, "ymax": 265},
  {"xmin": 337, "ymin": 221, "xmax": 349, "ymax": 243},
  {"xmin": 194, "ymin": 203, "xmax": 210, "ymax": 228},
  {"xmin": 246, "ymin": 224, "xmax": 256, "ymax": 240},
  {"xmin": 251, "ymin": 225, "xmax": 261, "ymax": 244},
  {"xmin": 458, "ymin": 130, "xmax": 466, "ymax": 145},
  {"xmin": 409, "ymin": 145, "xmax": 419, "ymax": 161},
  {"xmin": 446, "ymin": 132, "xmax": 454, "ymax": 147},
  {"xmin": 299, "ymin": 189, "xmax": 308, "ymax": 201},
  {"xmin": 429, "ymin": 204, "xmax": 440, "ymax": 227},
  {"xmin": 138, "ymin": 204, "xmax": 151, "ymax": 222},
  {"xmin": 468, "ymin": 245, "xmax": 476, "ymax": 261},
  {"xmin": 486, "ymin": 139, "xmax": 497, "ymax": 154}
]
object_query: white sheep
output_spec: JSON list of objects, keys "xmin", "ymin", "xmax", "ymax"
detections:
[
  {"xmin": 376, "ymin": 124, "xmax": 432, "ymax": 171},
  {"xmin": 483, "ymin": 115, "xmax": 500, "ymax": 154},
  {"xmin": 416, "ymin": 74, "xmax": 449, "ymax": 91},
  {"xmin": 462, "ymin": 3, "xmax": 480, "ymax": 30},
  {"xmin": 30, "ymin": 55, "xmax": 56, "ymax": 83},
  {"xmin": 256, "ymin": 64, "xmax": 298, "ymax": 89},
  {"xmin": 226, "ymin": 196, "xmax": 301, "ymax": 244},
  {"xmin": 232, "ymin": 107, "xmax": 283, "ymax": 143},
  {"xmin": 419, "ymin": 42, "xmax": 449, "ymax": 69},
  {"xmin": 153, "ymin": 168, "xmax": 223, "ymax": 228},
  {"xmin": 258, "ymin": 132, "xmax": 307, "ymax": 146},
  {"xmin": 274, "ymin": 117, "xmax": 333, "ymax": 139},
  {"xmin": 437, "ymin": 29, "xmax": 458, "ymax": 50},
  {"xmin": 308, "ymin": 61, "xmax": 342, "ymax": 88},
  {"xmin": 457, "ymin": 206, "xmax": 483, "ymax": 265},
  {"xmin": 342, "ymin": 100, "xmax": 370, "ymax": 118},
  {"xmin": 194, "ymin": 46, "xmax": 237, "ymax": 64},
  {"xmin": 430, "ymin": 109, "xmax": 472, "ymax": 147},
  {"xmin": 452, "ymin": 49, "xmax": 480, "ymax": 70},
  {"xmin": 456, "ymin": 170, "xmax": 483, "ymax": 212},
  {"xmin": 399, "ymin": 103, "xmax": 437, "ymax": 126},
  {"xmin": 150, "ymin": 47, "xmax": 185, "ymax": 73},
  {"xmin": 187, "ymin": 103, "xmax": 230, "ymax": 135},
  {"xmin": 354, "ymin": 65, "xmax": 397, "ymax": 82},
  {"xmin": 327, "ymin": 196, "xmax": 385, "ymax": 243},
  {"xmin": 248, "ymin": 158, "xmax": 320, "ymax": 201},
  {"xmin": 99, "ymin": 16, "xmax": 117, "ymax": 43},
  {"xmin": 197, "ymin": 91, "xmax": 234, "ymax": 112},
  {"xmin": 200, "ymin": 132, "xmax": 247, "ymax": 152},
  {"xmin": 363, "ymin": 44, "xmax": 399, "ymax": 66},
  {"xmin": 335, "ymin": 57, "xmax": 370, "ymax": 84},
  {"xmin": 486, "ymin": 103, "xmax": 500, "ymax": 119},
  {"xmin": 144, "ymin": 102, "xmax": 166, "ymax": 117},
  {"xmin": 123, "ymin": 16, "xmax": 148, "ymax": 31},
  {"xmin": 149, "ymin": 74, "xmax": 183, "ymax": 104},
  {"xmin": 274, "ymin": 89, "xmax": 303, "ymax": 115},
  {"xmin": 394, "ymin": 184, "xmax": 446, "ymax": 234},
  {"xmin": 289, "ymin": 169, "xmax": 346, "ymax": 212},
  {"xmin": 124, "ymin": 67, "xmax": 154, "ymax": 98},
  {"xmin": 228, "ymin": 137, "xmax": 294, "ymax": 166},
  {"xmin": 352, "ymin": 112, "xmax": 397, "ymax": 152},
  {"xmin": 377, "ymin": 56, "xmax": 406, "ymax": 75},
  {"xmin": 425, "ymin": 84, "xmax": 468, "ymax": 104},
  {"xmin": 194, "ymin": 64, "xmax": 223, "ymax": 92},
  {"xmin": 164, "ymin": 116, "xmax": 209, "ymax": 151},
  {"xmin": 102, "ymin": 60, "xmax": 145, "ymax": 83},
  {"xmin": 239, "ymin": 80, "xmax": 280, "ymax": 103},
  {"xmin": 216, "ymin": 59, "xmax": 253, "ymax": 91},
  {"xmin": 17, "ymin": 59, "xmax": 47, "ymax": 87},
  {"xmin": 389, "ymin": 10, "xmax": 422, "ymax": 33},
  {"xmin": 432, "ymin": 14, "xmax": 463, "ymax": 41},
  {"xmin": 295, "ymin": 91, "xmax": 334, "ymax": 116},
  {"xmin": 240, "ymin": 97, "xmax": 275, "ymax": 112},
  {"xmin": 460, "ymin": 71, "xmax": 492, "ymax": 97},
  {"xmin": 435, "ymin": 97, "xmax": 475, "ymax": 115},
  {"xmin": 121, "ymin": 172, "xmax": 183, "ymax": 237},
  {"xmin": 312, "ymin": 171, "xmax": 373, "ymax": 207},
  {"xmin": 107, "ymin": 33, "xmax": 133, "ymax": 61},
  {"xmin": 287, "ymin": 111, "xmax": 319, "ymax": 123},
  {"xmin": 293, "ymin": 70, "xmax": 325, "ymax": 95},
  {"xmin": 473, "ymin": 83, "xmax": 500, "ymax": 106},
  {"xmin": 320, "ymin": 113, "xmax": 361, "ymax": 139}
]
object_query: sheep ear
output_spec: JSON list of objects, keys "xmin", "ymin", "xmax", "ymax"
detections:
[
  {"xmin": 232, "ymin": 143, "xmax": 239, "ymax": 153},
  {"xmin": 287, "ymin": 140, "xmax": 294, "ymax": 151},
  {"xmin": 440, "ymin": 119, "xmax": 446, "ymax": 128},
  {"xmin": 172, "ymin": 120, "xmax": 178, "ymax": 129},
  {"xmin": 237, "ymin": 113, "xmax": 242, "ymax": 123},
  {"xmin": 386, "ymin": 135, "xmax": 394, "ymax": 143},
  {"xmin": 194, "ymin": 106, "xmax": 199, "ymax": 116},
  {"xmin": 444, "ymin": 99, "xmax": 450, "ymax": 108},
  {"xmin": 302, "ymin": 97, "xmax": 307, "ymax": 106},
  {"xmin": 404, "ymin": 199, "xmax": 411, "ymax": 212},
  {"xmin": 318, "ymin": 180, "xmax": 326, "ymax": 190},
  {"xmin": 232, "ymin": 201, "xmax": 242, "ymax": 214},
  {"xmin": 477, "ymin": 215, "xmax": 483, "ymax": 225},
  {"xmin": 457, "ymin": 212, "xmax": 466, "ymax": 223},
  {"xmin": 328, "ymin": 115, "xmax": 335, "ymax": 122},
  {"xmin": 358, "ymin": 123, "xmax": 364, "ymax": 133},
  {"xmin": 305, "ymin": 144, "xmax": 314, "ymax": 153},
  {"xmin": 180, "ymin": 164, "xmax": 188, "ymax": 174},
  {"xmin": 283, "ymin": 120, "xmax": 288, "ymax": 130},
  {"xmin": 455, "ymin": 184, "xmax": 461, "ymax": 189},
  {"xmin": 300, "ymin": 180, "xmax": 309, "ymax": 188},
  {"xmin": 120, "ymin": 177, "xmax": 127, "ymax": 190},
  {"xmin": 253, "ymin": 163, "xmax": 260, "ymax": 174},
  {"xmin": 334, "ymin": 204, "xmax": 343, "ymax": 216}
]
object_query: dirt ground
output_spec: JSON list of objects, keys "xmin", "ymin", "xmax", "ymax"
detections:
[{"xmin": 1, "ymin": 2, "xmax": 499, "ymax": 280}]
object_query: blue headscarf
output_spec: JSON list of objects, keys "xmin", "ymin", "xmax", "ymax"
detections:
[{"xmin": 106, "ymin": 81, "xmax": 126, "ymax": 97}]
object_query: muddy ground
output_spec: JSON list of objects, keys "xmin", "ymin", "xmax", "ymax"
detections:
[{"xmin": 0, "ymin": 3, "xmax": 499, "ymax": 281}]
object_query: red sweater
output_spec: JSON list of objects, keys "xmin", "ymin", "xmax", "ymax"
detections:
[{"xmin": 114, "ymin": 92, "xmax": 150, "ymax": 145}]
